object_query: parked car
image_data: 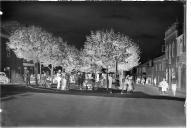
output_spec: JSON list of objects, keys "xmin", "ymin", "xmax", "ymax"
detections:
[{"xmin": 0, "ymin": 72, "xmax": 10, "ymax": 84}]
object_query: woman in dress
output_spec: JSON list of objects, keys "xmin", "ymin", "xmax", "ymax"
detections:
[
  {"xmin": 127, "ymin": 76, "xmax": 134, "ymax": 93},
  {"xmin": 108, "ymin": 74, "xmax": 113, "ymax": 93},
  {"xmin": 121, "ymin": 75, "xmax": 129, "ymax": 94},
  {"xmin": 56, "ymin": 70, "xmax": 62, "ymax": 89},
  {"xmin": 61, "ymin": 73, "xmax": 67, "ymax": 90}
]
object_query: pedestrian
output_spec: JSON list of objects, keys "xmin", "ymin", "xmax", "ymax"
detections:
[
  {"xmin": 171, "ymin": 68, "xmax": 177, "ymax": 96},
  {"xmin": 61, "ymin": 73, "xmax": 67, "ymax": 90},
  {"xmin": 26, "ymin": 69, "xmax": 30, "ymax": 86},
  {"xmin": 159, "ymin": 78, "xmax": 169, "ymax": 94},
  {"xmin": 171, "ymin": 81, "xmax": 177, "ymax": 96},
  {"xmin": 141, "ymin": 78, "xmax": 145, "ymax": 85},
  {"xmin": 56, "ymin": 70, "xmax": 62, "ymax": 89},
  {"xmin": 99, "ymin": 73, "xmax": 103, "ymax": 88},
  {"xmin": 81, "ymin": 72, "xmax": 85, "ymax": 90},
  {"xmin": 154, "ymin": 77, "xmax": 157, "ymax": 86},
  {"xmin": 119, "ymin": 73, "xmax": 123, "ymax": 89},
  {"xmin": 121, "ymin": 75, "xmax": 129, "ymax": 94},
  {"xmin": 136, "ymin": 77, "xmax": 139, "ymax": 84},
  {"xmin": 95, "ymin": 72, "xmax": 100, "ymax": 88},
  {"xmin": 158, "ymin": 80, "xmax": 162, "ymax": 93},
  {"xmin": 23, "ymin": 69, "xmax": 27, "ymax": 83},
  {"xmin": 102, "ymin": 73, "xmax": 107, "ymax": 88},
  {"xmin": 66, "ymin": 73, "xmax": 70, "ymax": 90},
  {"xmin": 108, "ymin": 74, "xmax": 113, "ymax": 93},
  {"xmin": 127, "ymin": 76, "xmax": 134, "ymax": 93},
  {"xmin": 69, "ymin": 73, "xmax": 76, "ymax": 89},
  {"xmin": 42, "ymin": 71, "xmax": 47, "ymax": 88},
  {"xmin": 77, "ymin": 72, "xmax": 81, "ymax": 90},
  {"xmin": 92, "ymin": 73, "xmax": 96, "ymax": 90}
]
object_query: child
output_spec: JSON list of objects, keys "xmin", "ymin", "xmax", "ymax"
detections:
[{"xmin": 159, "ymin": 78, "xmax": 169, "ymax": 94}]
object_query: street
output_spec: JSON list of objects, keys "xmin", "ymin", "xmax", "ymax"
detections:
[{"xmin": 1, "ymin": 84, "xmax": 186, "ymax": 127}]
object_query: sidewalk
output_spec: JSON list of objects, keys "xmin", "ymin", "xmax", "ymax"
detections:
[{"xmin": 135, "ymin": 84, "xmax": 186, "ymax": 98}]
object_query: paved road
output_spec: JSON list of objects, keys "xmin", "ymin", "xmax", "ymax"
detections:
[{"xmin": 1, "ymin": 85, "xmax": 186, "ymax": 127}]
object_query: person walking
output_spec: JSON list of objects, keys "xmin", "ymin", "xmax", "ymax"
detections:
[
  {"xmin": 92, "ymin": 73, "xmax": 96, "ymax": 90},
  {"xmin": 78, "ymin": 72, "xmax": 82, "ymax": 90},
  {"xmin": 81, "ymin": 72, "xmax": 85, "ymax": 90},
  {"xmin": 154, "ymin": 77, "xmax": 157, "ymax": 86},
  {"xmin": 42, "ymin": 71, "xmax": 47, "ymax": 88},
  {"xmin": 61, "ymin": 73, "xmax": 67, "ymax": 90},
  {"xmin": 23, "ymin": 69, "xmax": 27, "ymax": 83},
  {"xmin": 141, "ymin": 78, "xmax": 145, "ymax": 85},
  {"xmin": 108, "ymin": 74, "xmax": 113, "ymax": 93},
  {"xmin": 121, "ymin": 75, "xmax": 129, "ymax": 94},
  {"xmin": 171, "ymin": 78, "xmax": 177, "ymax": 96},
  {"xmin": 26, "ymin": 69, "xmax": 30, "ymax": 86},
  {"xmin": 102, "ymin": 73, "xmax": 107, "ymax": 88},
  {"xmin": 159, "ymin": 78, "xmax": 169, "ymax": 94},
  {"xmin": 127, "ymin": 76, "xmax": 134, "ymax": 93},
  {"xmin": 56, "ymin": 70, "xmax": 62, "ymax": 89},
  {"xmin": 119, "ymin": 73, "xmax": 123, "ymax": 89}
]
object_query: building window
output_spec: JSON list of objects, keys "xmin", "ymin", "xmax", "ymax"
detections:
[
  {"xmin": 166, "ymin": 69, "xmax": 168, "ymax": 81},
  {"xmin": 160, "ymin": 63, "xmax": 162, "ymax": 71},
  {"xmin": 169, "ymin": 44, "xmax": 171, "ymax": 58},
  {"xmin": 166, "ymin": 45, "xmax": 168, "ymax": 59},
  {"xmin": 172, "ymin": 41, "xmax": 174, "ymax": 57},
  {"xmin": 177, "ymin": 40, "xmax": 180, "ymax": 56},
  {"xmin": 159, "ymin": 64, "xmax": 160, "ymax": 71},
  {"xmin": 180, "ymin": 38, "xmax": 183, "ymax": 55},
  {"xmin": 169, "ymin": 44, "xmax": 171, "ymax": 64},
  {"xmin": 162, "ymin": 62, "xmax": 165, "ymax": 71},
  {"xmin": 183, "ymin": 35, "xmax": 186, "ymax": 52}
]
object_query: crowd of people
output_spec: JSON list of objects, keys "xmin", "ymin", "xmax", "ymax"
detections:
[
  {"xmin": 29, "ymin": 69, "xmax": 136, "ymax": 94},
  {"xmin": 54, "ymin": 70, "xmax": 115, "ymax": 91},
  {"xmin": 135, "ymin": 75, "xmax": 178, "ymax": 96},
  {"xmin": 23, "ymin": 68, "xmax": 178, "ymax": 96}
]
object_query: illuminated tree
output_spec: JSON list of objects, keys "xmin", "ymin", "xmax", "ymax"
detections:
[
  {"xmin": 7, "ymin": 25, "xmax": 64, "ymax": 84},
  {"xmin": 83, "ymin": 29, "xmax": 141, "ymax": 90}
]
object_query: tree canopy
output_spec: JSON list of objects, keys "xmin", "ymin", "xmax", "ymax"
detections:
[
  {"xmin": 7, "ymin": 23, "xmax": 141, "ymax": 76},
  {"xmin": 83, "ymin": 29, "xmax": 141, "ymax": 72}
]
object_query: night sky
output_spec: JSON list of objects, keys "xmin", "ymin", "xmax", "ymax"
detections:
[{"xmin": 1, "ymin": 1, "xmax": 184, "ymax": 63}]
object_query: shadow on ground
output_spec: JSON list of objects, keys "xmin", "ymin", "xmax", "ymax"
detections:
[{"xmin": 1, "ymin": 85, "xmax": 185, "ymax": 102}]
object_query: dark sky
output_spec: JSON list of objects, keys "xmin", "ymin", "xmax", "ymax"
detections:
[{"xmin": 1, "ymin": 1, "xmax": 184, "ymax": 63}]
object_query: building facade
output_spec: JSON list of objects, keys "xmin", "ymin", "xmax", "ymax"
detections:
[
  {"xmin": 152, "ymin": 55, "xmax": 166, "ymax": 85},
  {"xmin": 133, "ymin": 21, "xmax": 186, "ymax": 96},
  {"xmin": 164, "ymin": 22, "xmax": 186, "ymax": 93}
]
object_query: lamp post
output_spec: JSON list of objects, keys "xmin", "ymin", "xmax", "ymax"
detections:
[{"xmin": 7, "ymin": 67, "xmax": 11, "ymax": 82}]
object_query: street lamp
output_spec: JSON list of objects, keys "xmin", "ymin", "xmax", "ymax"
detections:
[{"xmin": 0, "ymin": 10, "xmax": 3, "ymax": 15}]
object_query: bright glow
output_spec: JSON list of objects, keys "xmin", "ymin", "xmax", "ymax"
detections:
[
  {"xmin": 0, "ymin": 108, "xmax": 2, "ymax": 113},
  {"xmin": 0, "ymin": 11, "xmax": 3, "ymax": 15}
]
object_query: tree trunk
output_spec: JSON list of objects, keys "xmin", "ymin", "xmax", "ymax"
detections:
[
  {"xmin": 40, "ymin": 61, "xmax": 42, "ymax": 83},
  {"xmin": 106, "ymin": 67, "xmax": 109, "ymax": 92},
  {"xmin": 34, "ymin": 62, "xmax": 38, "ymax": 85},
  {"xmin": 115, "ymin": 57, "xmax": 118, "ymax": 78},
  {"xmin": 115, "ymin": 57, "xmax": 119, "ymax": 86},
  {"xmin": 51, "ymin": 65, "xmax": 54, "ymax": 84}
]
